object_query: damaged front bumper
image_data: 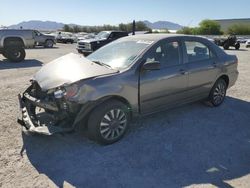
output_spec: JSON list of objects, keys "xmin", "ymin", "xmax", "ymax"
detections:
[{"xmin": 17, "ymin": 91, "xmax": 75, "ymax": 135}]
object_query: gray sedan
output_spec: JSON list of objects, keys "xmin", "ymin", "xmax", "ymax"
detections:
[{"xmin": 18, "ymin": 34, "xmax": 239, "ymax": 144}]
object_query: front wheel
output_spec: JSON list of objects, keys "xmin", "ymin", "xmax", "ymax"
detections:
[
  {"xmin": 87, "ymin": 100, "xmax": 130, "ymax": 145},
  {"xmin": 208, "ymin": 79, "xmax": 227, "ymax": 107},
  {"xmin": 44, "ymin": 40, "xmax": 54, "ymax": 48}
]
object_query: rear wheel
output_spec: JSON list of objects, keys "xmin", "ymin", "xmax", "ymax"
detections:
[
  {"xmin": 87, "ymin": 100, "xmax": 130, "ymax": 145},
  {"xmin": 5, "ymin": 46, "xmax": 26, "ymax": 62},
  {"xmin": 235, "ymin": 43, "xmax": 240, "ymax": 50},
  {"xmin": 207, "ymin": 79, "xmax": 227, "ymax": 107}
]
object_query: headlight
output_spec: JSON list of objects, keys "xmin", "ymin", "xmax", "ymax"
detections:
[
  {"xmin": 54, "ymin": 84, "xmax": 79, "ymax": 99},
  {"xmin": 54, "ymin": 89, "xmax": 65, "ymax": 99},
  {"xmin": 64, "ymin": 84, "xmax": 79, "ymax": 99},
  {"xmin": 85, "ymin": 43, "xmax": 91, "ymax": 49}
]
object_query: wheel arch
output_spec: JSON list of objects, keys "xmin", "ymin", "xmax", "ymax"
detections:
[
  {"xmin": 218, "ymin": 74, "xmax": 229, "ymax": 87},
  {"xmin": 3, "ymin": 37, "xmax": 25, "ymax": 47},
  {"xmin": 73, "ymin": 95, "xmax": 133, "ymax": 130},
  {"xmin": 90, "ymin": 95, "xmax": 133, "ymax": 117}
]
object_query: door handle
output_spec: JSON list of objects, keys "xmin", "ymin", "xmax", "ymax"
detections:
[{"xmin": 179, "ymin": 69, "xmax": 187, "ymax": 75}]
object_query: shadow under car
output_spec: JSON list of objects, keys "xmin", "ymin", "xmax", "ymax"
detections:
[{"xmin": 21, "ymin": 96, "xmax": 250, "ymax": 188}]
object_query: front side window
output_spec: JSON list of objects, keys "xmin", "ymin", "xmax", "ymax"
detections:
[
  {"xmin": 33, "ymin": 30, "xmax": 41, "ymax": 36},
  {"xmin": 144, "ymin": 41, "xmax": 181, "ymax": 67},
  {"xmin": 185, "ymin": 41, "xmax": 213, "ymax": 62}
]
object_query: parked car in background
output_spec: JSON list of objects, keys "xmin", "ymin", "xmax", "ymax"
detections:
[
  {"xmin": 76, "ymin": 33, "xmax": 96, "ymax": 41},
  {"xmin": 56, "ymin": 32, "xmax": 75, "ymax": 43},
  {"xmin": 77, "ymin": 31, "xmax": 128, "ymax": 55},
  {"xmin": 18, "ymin": 34, "xmax": 238, "ymax": 144},
  {"xmin": 237, "ymin": 37, "xmax": 248, "ymax": 44},
  {"xmin": 246, "ymin": 39, "xmax": 250, "ymax": 48}
]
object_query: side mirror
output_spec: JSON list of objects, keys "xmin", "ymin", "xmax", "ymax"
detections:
[{"xmin": 143, "ymin": 60, "xmax": 160, "ymax": 70}]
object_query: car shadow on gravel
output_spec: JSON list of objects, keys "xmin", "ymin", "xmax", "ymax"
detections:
[
  {"xmin": 27, "ymin": 46, "xmax": 59, "ymax": 50},
  {"xmin": 21, "ymin": 96, "xmax": 250, "ymax": 188},
  {"xmin": 0, "ymin": 59, "xmax": 43, "ymax": 70}
]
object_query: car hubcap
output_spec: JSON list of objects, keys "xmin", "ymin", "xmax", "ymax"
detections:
[
  {"xmin": 13, "ymin": 50, "xmax": 21, "ymax": 58},
  {"xmin": 100, "ymin": 109, "xmax": 127, "ymax": 140},
  {"xmin": 213, "ymin": 82, "xmax": 226, "ymax": 105}
]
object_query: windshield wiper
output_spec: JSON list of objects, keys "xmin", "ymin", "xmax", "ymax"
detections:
[{"xmin": 92, "ymin": 60, "xmax": 113, "ymax": 69}]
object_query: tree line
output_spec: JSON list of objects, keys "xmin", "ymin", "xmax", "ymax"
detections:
[
  {"xmin": 63, "ymin": 19, "xmax": 250, "ymax": 35},
  {"xmin": 63, "ymin": 21, "xmax": 152, "ymax": 33},
  {"xmin": 177, "ymin": 19, "xmax": 250, "ymax": 35}
]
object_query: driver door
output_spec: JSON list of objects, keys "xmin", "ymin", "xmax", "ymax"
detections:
[
  {"xmin": 33, "ymin": 30, "xmax": 44, "ymax": 44},
  {"xmin": 139, "ymin": 39, "xmax": 188, "ymax": 114}
]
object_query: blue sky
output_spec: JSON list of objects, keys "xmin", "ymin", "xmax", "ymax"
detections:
[{"xmin": 0, "ymin": 0, "xmax": 250, "ymax": 27}]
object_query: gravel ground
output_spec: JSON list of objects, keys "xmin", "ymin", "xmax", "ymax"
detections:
[{"xmin": 0, "ymin": 43, "xmax": 250, "ymax": 188}]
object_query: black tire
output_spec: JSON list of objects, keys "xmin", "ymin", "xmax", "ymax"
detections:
[
  {"xmin": 207, "ymin": 78, "xmax": 227, "ymax": 107},
  {"xmin": 87, "ymin": 100, "xmax": 130, "ymax": 145},
  {"xmin": 5, "ymin": 47, "xmax": 26, "ymax": 62},
  {"xmin": 223, "ymin": 43, "xmax": 229, "ymax": 50},
  {"xmin": 44, "ymin": 40, "xmax": 54, "ymax": 48},
  {"xmin": 235, "ymin": 43, "xmax": 240, "ymax": 50}
]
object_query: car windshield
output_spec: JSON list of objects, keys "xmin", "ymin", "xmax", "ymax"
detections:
[
  {"xmin": 87, "ymin": 39, "xmax": 154, "ymax": 69},
  {"xmin": 96, "ymin": 31, "xmax": 110, "ymax": 39}
]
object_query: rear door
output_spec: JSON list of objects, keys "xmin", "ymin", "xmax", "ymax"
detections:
[
  {"xmin": 183, "ymin": 38, "xmax": 220, "ymax": 99},
  {"xmin": 139, "ymin": 38, "xmax": 188, "ymax": 114}
]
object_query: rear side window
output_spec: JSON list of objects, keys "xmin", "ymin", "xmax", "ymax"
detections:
[{"xmin": 185, "ymin": 41, "xmax": 213, "ymax": 62}]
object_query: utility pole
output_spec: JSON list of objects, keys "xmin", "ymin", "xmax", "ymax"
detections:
[{"xmin": 132, "ymin": 20, "xmax": 135, "ymax": 35}]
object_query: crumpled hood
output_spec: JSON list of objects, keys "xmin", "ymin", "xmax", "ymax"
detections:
[
  {"xmin": 34, "ymin": 53, "xmax": 117, "ymax": 91},
  {"xmin": 78, "ymin": 37, "xmax": 106, "ymax": 43}
]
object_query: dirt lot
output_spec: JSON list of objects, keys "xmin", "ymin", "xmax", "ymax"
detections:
[{"xmin": 0, "ymin": 43, "xmax": 250, "ymax": 188}]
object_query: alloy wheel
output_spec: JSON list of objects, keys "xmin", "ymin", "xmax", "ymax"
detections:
[
  {"xmin": 213, "ymin": 81, "xmax": 226, "ymax": 105},
  {"xmin": 99, "ymin": 109, "xmax": 127, "ymax": 141}
]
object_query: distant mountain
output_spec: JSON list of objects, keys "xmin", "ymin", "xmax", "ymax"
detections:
[
  {"xmin": 143, "ymin": 20, "xmax": 183, "ymax": 30},
  {"xmin": 7, "ymin": 20, "xmax": 183, "ymax": 31},
  {"xmin": 8, "ymin": 20, "xmax": 66, "ymax": 30}
]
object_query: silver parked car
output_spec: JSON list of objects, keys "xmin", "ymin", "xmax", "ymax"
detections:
[
  {"xmin": 246, "ymin": 39, "xmax": 250, "ymax": 48},
  {"xmin": 18, "ymin": 34, "xmax": 239, "ymax": 144}
]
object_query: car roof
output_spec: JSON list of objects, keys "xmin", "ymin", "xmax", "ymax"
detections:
[
  {"xmin": 101, "ymin": 30, "xmax": 127, "ymax": 33},
  {"xmin": 121, "ymin": 34, "xmax": 203, "ymax": 42}
]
